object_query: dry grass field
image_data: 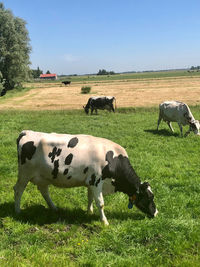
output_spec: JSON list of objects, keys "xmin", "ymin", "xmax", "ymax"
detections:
[{"xmin": 1, "ymin": 75, "xmax": 200, "ymax": 110}]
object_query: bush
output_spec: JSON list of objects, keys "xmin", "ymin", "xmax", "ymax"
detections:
[{"xmin": 81, "ymin": 86, "xmax": 91, "ymax": 94}]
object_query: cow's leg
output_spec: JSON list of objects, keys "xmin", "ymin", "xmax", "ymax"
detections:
[
  {"xmin": 90, "ymin": 184, "xmax": 109, "ymax": 226},
  {"xmin": 107, "ymin": 106, "xmax": 112, "ymax": 112},
  {"xmin": 37, "ymin": 184, "xmax": 57, "ymax": 210},
  {"xmin": 157, "ymin": 114, "xmax": 162, "ymax": 130},
  {"xmin": 167, "ymin": 122, "xmax": 174, "ymax": 132},
  {"xmin": 111, "ymin": 104, "xmax": 115, "ymax": 112},
  {"xmin": 91, "ymin": 108, "xmax": 94, "ymax": 115},
  {"xmin": 178, "ymin": 123, "xmax": 183, "ymax": 137},
  {"xmin": 87, "ymin": 187, "xmax": 94, "ymax": 214},
  {"xmin": 184, "ymin": 126, "xmax": 191, "ymax": 137},
  {"xmin": 95, "ymin": 109, "xmax": 98, "ymax": 115},
  {"xmin": 13, "ymin": 174, "xmax": 29, "ymax": 214}
]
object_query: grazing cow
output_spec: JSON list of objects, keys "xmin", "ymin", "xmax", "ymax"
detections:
[
  {"xmin": 14, "ymin": 130, "xmax": 158, "ymax": 225},
  {"xmin": 62, "ymin": 81, "xmax": 71, "ymax": 85},
  {"xmin": 157, "ymin": 101, "xmax": 200, "ymax": 137},
  {"xmin": 83, "ymin": 96, "xmax": 116, "ymax": 114}
]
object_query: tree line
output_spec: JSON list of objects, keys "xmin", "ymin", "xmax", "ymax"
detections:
[
  {"xmin": 190, "ymin": 66, "xmax": 200, "ymax": 71},
  {"xmin": 97, "ymin": 69, "xmax": 115, "ymax": 75},
  {"xmin": 31, "ymin": 68, "xmax": 52, "ymax": 78}
]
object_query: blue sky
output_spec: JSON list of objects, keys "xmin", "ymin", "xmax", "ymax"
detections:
[{"xmin": 3, "ymin": 0, "xmax": 200, "ymax": 75}]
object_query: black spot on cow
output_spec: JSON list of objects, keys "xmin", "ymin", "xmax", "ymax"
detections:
[
  {"xmin": 67, "ymin": 137, "xmax": 79, "ymax": 148},
  {"xmin": 89, "ymin": 174, "xmax": 96, "ymax": 186},
  {"xmin": 102, "ymin": 151, "xmax": 140, "ymax": 196},
  {"xmin": 67, "ymin": 176, "xmax": 72, "ymax": 180},
  {"xmin": 50, "ymin": 147, "xmax": 62, "ymax": 162},
  {"xmin": 83, "ymin": 167, "xmax": 89, "ymax": 174},
  {"xmin": 95, "ymin": 178, "xmax": 101, "ymax": 187},
  {"xmin": 21, "ymin": 141, "xmax": 36, "ymax": 165},
  {"xmin": 65, "ymin": 153, "xmax": 73, "ymax": 165},
  {"xmin": 63, "ymin": 168, "xmax": 68, "ymax": 175},
  {"xmin": 48, "ymin": 147, "xmax": 62, "ymax": 163},
  {"xmin": 52, "ymin": 159, "xmax": 59, "ymax": 179}
]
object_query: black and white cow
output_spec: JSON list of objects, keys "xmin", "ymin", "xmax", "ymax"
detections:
[
  {"xmin": 83, "ymin": 96, "xmax": 116, "ymax": 114},
  {"xmin": 157, "ymin": 101, "xmax": 200, "ymax": 137},
  {"xmin": 14, "ymin": 130, "xmax": 158, "ymax": 225}
]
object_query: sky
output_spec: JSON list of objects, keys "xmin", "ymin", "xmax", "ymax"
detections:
[{"xmin": 2, "ymin": 0, "xmax": 200, "ymax": 75}]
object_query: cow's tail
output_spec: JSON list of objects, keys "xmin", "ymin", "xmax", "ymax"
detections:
[
  {"xmin": 16, "ymin": 131, "xmax": 26, "ymax": 164},
  {"xmin": 113, "ymin": 97, "xmax": 117, "ymax": 111}
]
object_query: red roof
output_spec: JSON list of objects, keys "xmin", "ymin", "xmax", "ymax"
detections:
[{"xmin": 40, "ymin": 74, "xmax": 57, "ymax": 78}]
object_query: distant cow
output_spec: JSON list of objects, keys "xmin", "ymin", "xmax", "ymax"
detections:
[
  {"xmin": 83, "ymin": 96, "xmax": 116, "ymax": 114},
  {"xmin": 157, "ymin": 101, "xmax": 200, "ymax": 136},
  {"xmin": 14, "ymin": 130, "xmax": 158, "ymax": 225},
  {"xmin": 62, "ymin": 81, "xmax": 71, "ymax": 85}
]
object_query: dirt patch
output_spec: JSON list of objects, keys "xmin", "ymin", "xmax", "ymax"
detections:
[{"xmin": 1, "ymin": 76, "xmax": 200, "ymax": 110}]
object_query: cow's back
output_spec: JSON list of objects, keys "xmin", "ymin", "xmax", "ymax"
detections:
[
  {"xmin": 159, "ymin": 101, "xmax": 193, "ymax": 125},
  {"xmin": 17, "ymin": 130, "xmax": 128, "ymax": 188}
]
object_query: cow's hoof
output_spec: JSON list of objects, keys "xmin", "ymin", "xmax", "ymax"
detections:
[
  {"xmin": 102, "ymin": 220, "xmax": 109, "ymax": 226},
  {"xmin": 87, "ymin": 209, "xmax": 93, "ymax": 215}
]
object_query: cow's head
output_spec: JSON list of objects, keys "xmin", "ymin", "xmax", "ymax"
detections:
[
  {"xmin": 189, "ymin": 120, "xmax": 200, "ymax": 135},
  {"xmin": 83, "ymin": 105, "xmax": 89, "ymax": 114},
  {"xmin": 128, "ymin": 182, "xmax": 158, "ymax": 218}
]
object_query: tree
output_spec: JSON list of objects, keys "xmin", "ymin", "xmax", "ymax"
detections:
[
  {"xmin": 32, "ymin": 66, "xmax": 43, "ymax": 78},
  {"xmin": 0, "ymin": 71, "xmax": 5, "ymax": 90},
  {"xmin": 97, "ymin": 69, "xmax": 116, "ymax": 75},
  {"xmin": 0, "ymin": 3, "xmax": 31, "ymax": 91},
  {"xmin": 46, "ymin": 70, "xmax": 50, "ymax": 74},
  {"xmin": 97, "ymin": 69, "xmax": 107, "ymax": 75}
]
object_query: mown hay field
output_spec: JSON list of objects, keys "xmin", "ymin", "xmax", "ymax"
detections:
[{"xmin": 0, "ymin": 71, "xmax": 200, "ymax": 110}]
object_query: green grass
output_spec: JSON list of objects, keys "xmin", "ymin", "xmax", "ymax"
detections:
[{"xmin": 0, "ymin": 107, "xmax": 200, "ymax": 266}]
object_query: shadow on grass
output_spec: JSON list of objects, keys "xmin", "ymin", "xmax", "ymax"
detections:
[
  {"xmin": 0, "ymin": 201, "xmax": 145, "ymax": 226},
  {"xmin": 144, "ymin": 129, "xmax": 179, "ymax": 137},
  {"xmin": 107, "ymin": 209, "xmax": 145, "ymax": 221}
]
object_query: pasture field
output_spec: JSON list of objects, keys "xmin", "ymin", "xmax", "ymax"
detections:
[{"xmin": 0, "ymin": 108, "xmax": 200, "ymax": 266}]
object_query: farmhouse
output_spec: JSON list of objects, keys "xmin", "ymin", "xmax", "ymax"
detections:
[{"xmin": 40, "ymin": 73, "xmax": 57, "ymax": 80}]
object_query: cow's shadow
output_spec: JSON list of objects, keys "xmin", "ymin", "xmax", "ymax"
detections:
[
  {"xmin": 0, "ymin": 202, "xmax": 144, "ymax": 226},
  {"xmin": 144, "ymin": 129, "xmax": 179, "ymax": 137}
]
